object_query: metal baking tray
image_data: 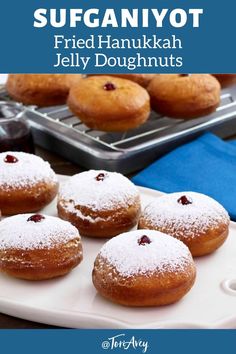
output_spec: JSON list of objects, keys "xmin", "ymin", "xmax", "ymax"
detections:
[{"xmin": 1, "ymin": 86, "xmax": 236, "ymax": 174}]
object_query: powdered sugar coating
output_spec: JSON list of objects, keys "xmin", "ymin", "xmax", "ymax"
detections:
[
  {"xmin": 59, "ymin": 170, "xmax": 140, "ymax": 212},
  {"xmin": 0, "ymin": 214, "xmax": 80, "ymax": 250},
  {"xmin": 98, "ymin": 230, "xmax": 193, "ymax": 277},
  {"xmin": 140, "ymin": 192, "xmax": 230, "ymax": 239},
  {"xmin": 0, "ymin": 151, "xmax": 58, "ymax": 189}
]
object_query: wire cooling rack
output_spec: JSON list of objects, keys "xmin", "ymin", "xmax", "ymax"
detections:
[{"xmin": 1, "ymin": 86, "xmax": 236, "ymax": 173}]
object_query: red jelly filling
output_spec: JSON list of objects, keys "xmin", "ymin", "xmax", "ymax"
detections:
[
  {"xmin": 103, "ymin": 82, "xmax": 116, "ymax": 91},
  {"xmin": 177, "ymin": 195, "xmax": 193, "ymax": 205},
  {"xmin": 27, "ymin": 214, "xmax": 45, "ymax": 223},
  {"xmin": 95, "ymin": 173, "xmax": 106, "ymax": 181},
  {"xmin": 138, "ymin": 235, "xmax": 151, "ymax": 246},
  {"xmin": 4, "ymin": 154, "xmax": 18, "ymax": 163}
]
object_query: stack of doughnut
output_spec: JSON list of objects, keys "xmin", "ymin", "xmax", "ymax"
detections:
[{"xmin": 7, "ymin": 73, "xmax": 232, "ymax": 132}]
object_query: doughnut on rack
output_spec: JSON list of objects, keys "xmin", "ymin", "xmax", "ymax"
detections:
[{"xmin": 1, "ymin": 86, "xmax": 236, "ymax": 174}]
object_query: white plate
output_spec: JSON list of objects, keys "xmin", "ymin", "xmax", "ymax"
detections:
[{"xmin": 0, "ymin": 175, "xmax": 236, "ymax": 329}]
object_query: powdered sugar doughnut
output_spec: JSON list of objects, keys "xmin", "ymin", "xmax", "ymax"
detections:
[
  {"xmin": 57, "ymin": 170, "xmax": 141, "ymax": 237},
  {"xmin": 139, "ymin": 192, "xmax": 230, "ymax": 257},
  {"xmin": 0, "ymin": 214, "xmax": 83, "ymax": 280},
  {"xmin": 0, "ymin": 152, "xmax": 59, "ymax": 215},
  {"xmin": 92, "ymin": 229, "xmax": 196, "ymax": 306}
]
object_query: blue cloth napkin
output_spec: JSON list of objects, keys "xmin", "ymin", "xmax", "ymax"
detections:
[{"xmin": 132, "ymin": 133, "xmax": 236, "ymax": 220}]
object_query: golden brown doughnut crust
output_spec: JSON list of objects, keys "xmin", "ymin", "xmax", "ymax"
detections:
[
  {"xmin": 0, "ymin": 238, "xmax": 82, "ymax": 280},
  {"xmin": 67, "ymin": 75, "xmax": 151, "ymax": 131},
  {"xmin": 90, "ymin": 74, "xmax": 158, "ymax": 88},
  {"xmin": 0, "ymin": 181, "xmax": 59, "ymax": 216},
  {"xmin": 147, "ymin": 74, "xmax": 221, "ymax": 119},
  {"xmin": 6, "ymin": 74, "xmax": 79, "ymax": 107},
  {"xmin": 139, "ymin": 219, "xmax": 229, "ymax": 257},
  {"xmin": 212, "ymin": 74, "xmax": 236, "ymax": 88},
  {"xmin": 58, "ymin": 196, "xmax": 141, "ymax": 238},
  {"xmin": 93, "ymin": 255, "xmax": 196, "ymax": 307},
  {"xmin": 66, "ymin": 74, "xmax": 83, "ymax": 88}
]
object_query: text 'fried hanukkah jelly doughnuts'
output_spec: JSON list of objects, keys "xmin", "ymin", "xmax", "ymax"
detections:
[
  {"xmin": 212, "ymin": 74, "xmax": 236, "ymax": 88},
  {"xmin": 6, "ymin": 74, "xmax": 81, "ymax": 107},
  {"xmin": 139, "ymin": 192, "xmax": 230, "ymax": 257},
  {"xmin": 0, "ymin": 214, "xmax": 83, "ymax": 280},
  {"xmin": 92, "ymin": 229, "xmax": 196, "ymax": 307},
  {"xmin": 0, "ymin": 152, "xmax": 58, "ymax": 215},
  {"xmin": 67, "ymin": 75, "xmax": 151, "ymax": 131},
  {"xmin": 147, "ymin": 74, "xmax": 221, "ymax": 119},
  {"xmin": 57, "ymin": 170, "xmax": 141, "ymax": 237}
]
